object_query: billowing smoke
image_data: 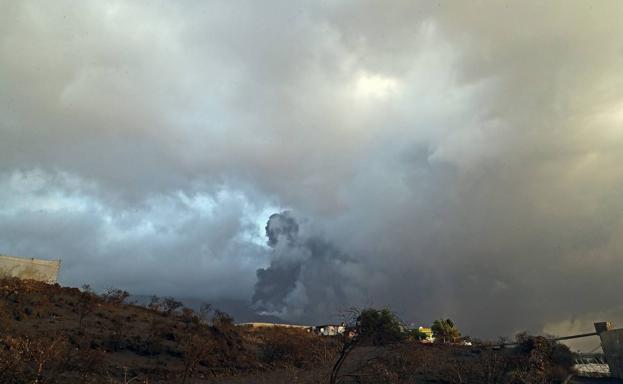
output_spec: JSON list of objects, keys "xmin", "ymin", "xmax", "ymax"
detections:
[
  {"xmin": 252, "ymin": 213, "xmax": 302, "ymax": 312},
  {"xmin": 253, "ymin": 212, "xmax": 355, "ymax": 321},
  {"xmin": 265, "ymin": 212, "xmax": 299, "ymax": 248}
]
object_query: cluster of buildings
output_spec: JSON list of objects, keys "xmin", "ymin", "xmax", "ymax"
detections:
[
  {"xmin": 238, "ymin": 322, "xmax": 438, "ymax": 342},
  {"xmin": 237, "ymin": 322, "xmax": 348, "ymax": 336},
  {"xmin": 311, "ymin": 324, "xmax": 438, "ymax": 342}
]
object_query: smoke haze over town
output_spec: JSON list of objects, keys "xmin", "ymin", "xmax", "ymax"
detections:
[{"xmin": 1, "ymin": 0, "xmax": 623, "ymax": 344}]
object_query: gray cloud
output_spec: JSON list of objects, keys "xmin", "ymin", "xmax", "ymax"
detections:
[
  {"xmin": 0, "ymin": 170, "xmax": 269, "ymax": 300},
  {"xmin": 1, "ymin": 0, "xmax": 623, "ymax": 342}
]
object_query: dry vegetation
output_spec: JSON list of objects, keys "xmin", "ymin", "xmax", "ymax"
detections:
[
  {"xmin": 329, "ymin": 308, "xmax": 574, "ymax": 384},
  {"xmin": 340, "ymin": 339, "xmax": 574, "ymax": 384},
  {"xmin": 0, "ymin": 277, "xmax": 339, "ymax": 383},
  {"xmin": 0, "ymin": 278, "xmax": 575, "ymax": 383}
]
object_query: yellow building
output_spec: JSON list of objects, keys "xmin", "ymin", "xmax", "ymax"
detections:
[{"xmin": 418, "ymin": 326, "xmax": 434, "ymax": 342}]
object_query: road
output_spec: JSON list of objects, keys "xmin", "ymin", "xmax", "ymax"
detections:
[{"xmin": 567, "ymin": 376, "xmax": 623, "ymax": 384}]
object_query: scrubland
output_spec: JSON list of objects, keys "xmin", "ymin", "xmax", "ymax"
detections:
[{"xmin": 0, "ymin": 278, "xmax": 575, "ymax": 383}]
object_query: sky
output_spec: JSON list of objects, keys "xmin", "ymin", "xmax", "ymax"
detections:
[{"xmin": 1, "ymin": 0, "xmax": 623, "ymax": 346}]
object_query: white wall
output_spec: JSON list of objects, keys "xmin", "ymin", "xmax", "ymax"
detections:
[{"xmin": 0, "ymin": 255, "xmax": 60, "ymax": 284}]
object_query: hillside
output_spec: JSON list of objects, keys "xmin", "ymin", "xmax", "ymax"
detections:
[
  {"xmin": 0, "ymin": 277, "xmax": 583, "ymax": 384},
  {"xmin": 0, "ymin": 277, "xmax": 339, "ymax": 383},
  {"xmin": 128, "ymin": 295, "xmax": 286, "ymax": 325}
]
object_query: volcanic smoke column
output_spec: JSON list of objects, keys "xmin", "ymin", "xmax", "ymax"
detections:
[{"xmin": 252, "ymin": 212, "xmax": 355, "ymax": 320}]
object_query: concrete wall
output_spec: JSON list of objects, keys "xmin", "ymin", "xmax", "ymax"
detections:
[
  {"xmin": 0, "ymin": 254, "xmax": 60, "ymax": 284},
  {"xmin": 596, "ymin": 323, "xmax": 623, "ymax": 379},
  {"xmin": 237, "ymin": 322, "xmax": 312, "ymax": 331}
]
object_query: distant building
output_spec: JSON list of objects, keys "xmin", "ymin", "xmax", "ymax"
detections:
[
  {"xmin": 236, "ymin": 321, "xmax": 348, "ymax": 337},
  {"xmin": 313, "ymin": 323, "xmax": 346, "ymax": 336},
  {"xmin": 418, "ymin": 326, "xmax": 435, "ymax": 342},
  {"xmin": 237, "ymin": 322, "xmax": 313, "ymax": 331},
  {"xmin": 0, "ymin": 254, "xmax": 61, "ymax": 284}
]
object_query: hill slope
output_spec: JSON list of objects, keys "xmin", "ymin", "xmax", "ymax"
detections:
[{"xmin": 0, "ymin": 277, "xmax": 339, "ymax": 383}]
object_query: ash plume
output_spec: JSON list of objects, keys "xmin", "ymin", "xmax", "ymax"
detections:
[
  {"xmin": 265, "ymin": 212, "xmax": 299, "ymax": 248},
  {"xmin": 253, "ymin": 212, "xmax": 353, "ymax": 321}
]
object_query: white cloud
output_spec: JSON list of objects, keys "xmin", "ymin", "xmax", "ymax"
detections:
[{"xmin": 353, "ymin": 71, "xmax": 401, "ymax": 99}]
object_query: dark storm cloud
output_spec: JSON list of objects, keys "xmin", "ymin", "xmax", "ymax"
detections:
[{"xmin": 1, "ymin": 0, "xmax": 623, "ymax": 343}]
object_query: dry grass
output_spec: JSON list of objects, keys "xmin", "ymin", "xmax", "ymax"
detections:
[
  {"xmin": 0, "ymin": 277, "xmax": 340, "ymax": 383},
  {"xmin": 339, "ymin": 339, "xmax": 573, "ymax": 384},
  {"xmin": 1, "ymin": 277, "xmax": 574, "ymax": 383}
]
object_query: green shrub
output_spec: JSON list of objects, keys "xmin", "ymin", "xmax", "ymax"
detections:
[{"xmin": 356, "ymin": 308, "xmax": 404, "ymax": 345}]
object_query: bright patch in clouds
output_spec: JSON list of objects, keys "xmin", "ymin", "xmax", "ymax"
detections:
[
  {"xmin": 0, "ymin": 169, "xmax": 271, "ymax": 299},
  {"xmin": 353, "ymin": 71, "xmax": 400, "ymax": 99}
]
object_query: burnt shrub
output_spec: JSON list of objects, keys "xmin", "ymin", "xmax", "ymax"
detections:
[
  {"xmin": 125, "ymin": 335, "xmax": 164, "ymax": 356},
  {"xmin": 0, "ymin": 335, "xmax": 71, "ymax": 384},
  {"xmin": 161, "ymin": 297, "xmax": 183, "ymax": 315},
  {"xmin": 260, "ymin": 335, "xmax": 301, "ymax": 366},
  {"xmin": 212, "ymin": 310, "xmax": 234, "ymax": 329},
  {"xmin": 511, "ymin": 333, "xmax": 574, "ymax": 382},
  {"xmin": 101, "ymin": 288, "xmax": 130, "ymax": 305},
  {"xmin": 338, "ymin": 335, "xmax": 573, "ymax": 384},
  {"xmin": 258, "ymin": 327, "xmax": 339, "ymax": 368}
]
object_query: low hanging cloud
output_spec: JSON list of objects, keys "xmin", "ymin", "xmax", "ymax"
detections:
[
  {"xmin": 0, "ymin": 169, "xmax": 270, "ymax": 300},
  {"xmin": 1, "ymin": 0, "xmax": 623, "ymax": 341}
]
